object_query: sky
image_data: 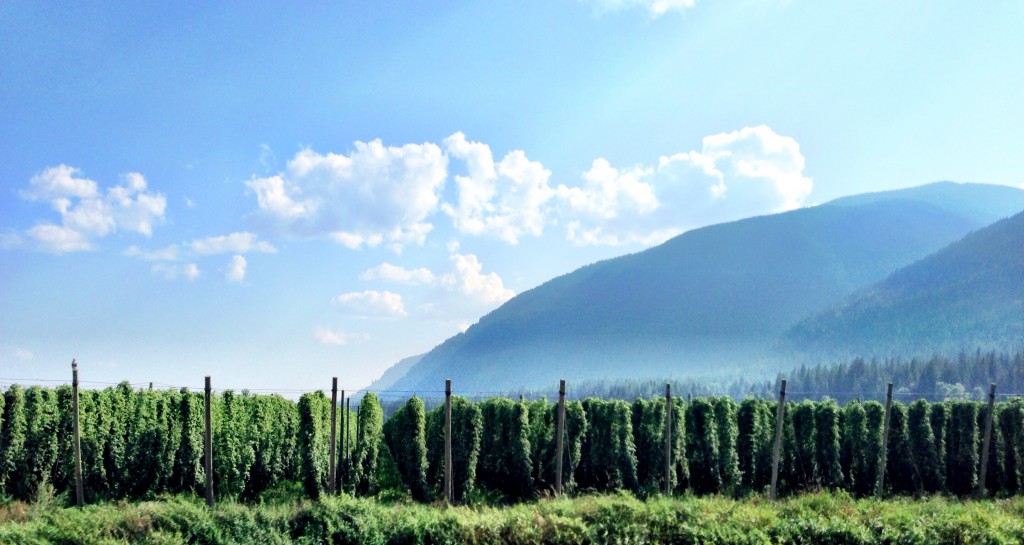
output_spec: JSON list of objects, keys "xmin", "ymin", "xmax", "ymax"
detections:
[{"xmin": 2, "ymin": 1, "xmax": 1022, "ymax": 395}]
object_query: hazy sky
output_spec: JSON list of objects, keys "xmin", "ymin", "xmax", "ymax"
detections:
[{"xmin": 2, "ymin": 1, "xmax": 1022, "ymax": 394}]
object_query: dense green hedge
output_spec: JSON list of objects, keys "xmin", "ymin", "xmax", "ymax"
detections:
[{"xmin": 2, "ymin": 383, "xmax": 1024, "ymax": 506}]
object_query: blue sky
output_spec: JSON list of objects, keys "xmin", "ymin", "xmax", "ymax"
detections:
[{"xmin": 2, "ymin": 1, "xmax": 1022, "ymax": 394}]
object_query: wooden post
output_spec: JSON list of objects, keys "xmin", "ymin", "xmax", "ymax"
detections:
[
  {"xmin": 664, "ymin": 383, "xmax": 672, "ymax": 495},
  {"xmin": 329, "ymin": 377, "xmax": 338, "ymax": 494},
  {"xmin": 444, "ymin": 379, "xmax": 453, "ymax": 503},
  {"xmin": 204, "ymin": 376, "xmax": 214, "ymax": 507},
  {"xmin": 769, "ymin": 379, "xmax": 787, "ymax": 501},
  {"xmin": 876, "ymin": 382, "xmax": 893, "ymax": 499},
  {"xmin": 71, "ymin": 360, "xmax": 84, "ymax": 507},
  {"xmin": 977, "ymin": 383, "xmax": 997, "ymax": 498}
]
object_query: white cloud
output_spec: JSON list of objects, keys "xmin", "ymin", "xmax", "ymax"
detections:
[
  {"xmin": 442, "ymin": 132, "xmax": 555, "ymax": 244},
  {"xmin": 582, "ymin": 0, "xmax": 696, "ymax": 17},
  {"xmin": 190, "ymin": 231, "xmax": 277, "ymax": 255},
  {"xmin": 14, "ymin": 347, "xmax": 34, "ymax": 361},
  {"xmin": 152, "ymin": 262, "xmax": 200, "ymax": 281},
  {"xmin": 125, "ymin": 244, "xmax": 179, "ymax": 261},
  {"xmin": 360, "ymin": 262, "xmax": 436, "ymax": 284},
  {"xmin": 247, "ymin": 139, "xmax": 448, "ymax": 250},
  {"xmin": 440, "ymin": 253, "xmax": 516, "ymax": 304},
  {"xmin": 19, "ymin": 165, "xmax": 166, "ymax": 254},
  {"xmin": 556, "ymin": 125, "xmax": 813, "ymax": 246},
  {"xmin": 314, "ymin": 327, "xmax": 370, "ymax": 346},
  {"xmin": 333, "ymin": 290, "xmax": 407, "ymax": 318},
  {"xmin": 226, "ymin": 255, "xmax": 247, "ymax": 283}
]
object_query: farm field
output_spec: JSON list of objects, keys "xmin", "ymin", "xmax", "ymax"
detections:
[{"xmin": 2, "ymin": 491, "xmax": 1024, "ymax": 545}]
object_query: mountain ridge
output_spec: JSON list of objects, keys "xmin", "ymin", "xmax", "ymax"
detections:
[{"xmin": 368, "ymin": 182, "xmax": 1024, "ymax": 393}]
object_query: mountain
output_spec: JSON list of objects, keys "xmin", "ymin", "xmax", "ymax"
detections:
[
  {"xmin": 373, "ymin": 182, "xmax": 1024, "ymax": 394},
  {"xmin": 782, "ymin": 209, "xmax": 1024, "ymax": 360}
]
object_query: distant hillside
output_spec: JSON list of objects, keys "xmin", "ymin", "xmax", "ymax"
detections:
[
  {"xmin": 373, "ymin": 182, "xmax": 1024, "ymax": 394},
  {"xmin": 783, "ymin": 209, "xmax": 1024, "ymax": 360}
]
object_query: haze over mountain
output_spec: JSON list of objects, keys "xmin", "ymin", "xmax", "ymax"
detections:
[
  {"xmin": 370, "ymin": 182, "xmax": 1024, "ymax": 394},
  {"xmin": 783, "ymin": 208, "xmax": 1024, "ymax": 360}
]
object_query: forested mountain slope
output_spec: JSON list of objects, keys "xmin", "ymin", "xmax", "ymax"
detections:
[
  {"xmin": 783, "ymin": 209, "xmax": 1024, "ymax": 359},
  {"xmin": 372, "ymin": 182, "xmax": 1024, "ymax": 393}
]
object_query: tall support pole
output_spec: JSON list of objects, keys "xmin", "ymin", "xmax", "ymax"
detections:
[
  {"xmin": 556, "ymin": 379, "xmax": 566, "ymax": 496},
  {"xmin": 204, "ymin": 376, "xmax": 214, "ymax": 507},
  {"xmin": 444, "ymin": 379, "xmax": 453, "ymax": 503},
  {"xmin": 977, "ymin": 383, "xmax": 997, "ymax": 498},
  {"xmin": 329, "ymin": 377, "xmax": 338, "ymax": 494},
  {"xmin": 769, "ymin": 379, "xmax": 787, "ymax": 501},
  {"xmin": 71, "ymin": 360, "xmax": 84, "ymax": 507},
  {"xmin": 876, "ymin": 383, "xmax": 894, "ymax": 499},
  {"xmin": 664, "ymin": 383, "xmax": 672, "ymax": 495}
]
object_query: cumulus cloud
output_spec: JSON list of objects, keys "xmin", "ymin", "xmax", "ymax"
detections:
[
  {"xmin": 18, "ymin": 165, "xmax": 166, "ymax": 253},
  {"xmin": 333, "ymin": 290, "xmax": 407, "ymax": 318},
  {"xmin": 442, "ymin": 132, "xmax": 555, "ymax": 244},
  {"xmin": 125, "ymin": 244, "xmax": 179, "ymax": 261},
  {"xmin": 226, "ymin": 255, "xmax": 247, "ymax": 283},
  {"xmin": 557, "ymin": 125, "xmax": 813, "ymax": 246},
  {"xmin": 360, "ymin": 262, "xmax": 436, "ymax": 284},
  {"xmin": 440, "ymin": 253, "xmax": 516, "ymax": 304},
  {"xmin": 582, "ymin": 0, "xmax": 696, "ymax": 17},
  {"xmin": 247, "ymin": 139, "xmax": 447, "ymax": 250},
  {"xmin": 314, "ymin": 327, "xmax": 370, "ymax": 346},
  {"xmin": 190, "ymin": 231, "xmax": 277, "ymax": 255},
  {"xmin": 152, "ymin": 262, "xmax": 201, "ymax": 281}
]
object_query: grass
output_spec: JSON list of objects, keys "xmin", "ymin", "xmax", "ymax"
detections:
[{"xmin": 2, "ymin": 491, "xmax": 1024, "ymax": 544}]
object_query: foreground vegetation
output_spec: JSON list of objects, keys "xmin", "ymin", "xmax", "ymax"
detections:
[{"xmin": 2, "ymin": 491, "xmax": 1024, "ymax": 545}]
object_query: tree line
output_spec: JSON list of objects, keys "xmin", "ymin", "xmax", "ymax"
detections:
[{"xmin": 1, "ymin": 382, "xmax": 1023, "ymax": 504}]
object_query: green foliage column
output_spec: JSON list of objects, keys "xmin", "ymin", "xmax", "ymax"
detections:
[
  {"xmin": 297, "ymin": 391, "xmax": 331, "ymax": 499},
  {"xmin": 351, "ymin": 393, "xmax": 384, "ymax": 496},
  {"xmin": 171, "ymin": 388, "xmax": 205, "ymax": 495},
  {"xmin": 978, "ymin": 402, "xmax": 1004, "ymax": 495},
  {"xmin": 477, "ymin": 398, "xmax": 533, "ymax": 500},
  {"xmin": 998, "ymin": 398, "xmax": 1024, "ymax": 495},
  {"xmin": 215, "ymin": 390, "xmax": 257, "ymax": 499},
  {"xmin": 382, "ymin": 396, "xmax": 429, "ymax": 501},
  {"xmin": 907, "ymin": 399, "xmax": 943, "ymax": 493},
  {"xmin": 814, "ymin": 399, "xmax": 842, "ymax": 489},
  {"xmin": 577, "ymin": 399, "xmax": 638, "ymax": 494},
  {"xmin": 426, "ymin": 396, "xmax": 482, "ymax": 502},
  {"xmin": 928, "ymin": 401, "xmax": 949, "ymax": 493},
  {"xmin": 861, "ymin": 401, "xmax": 885, "ymax": 498},
  {"xmin": 631, "ymin": 397, "xmax": 664, "ymax": 493},
  {"xmin": 684, "ymin": 397, "xmax": 720, "ymax": 495},
  {"xmin": 0, "ymin": 385, "xmax": 27, "ymax": 498},
  {"xmin": 737, "ymin": 398, "xmax": 773, "ymax": 494},
  {"xmin": 789, "ymin": 401, "xmax": 817, "ymax": 491},
  {"xmin": 946, "ymin": 400, "xmax": 979, "ymax": 496},
  {"xmin": 840, "ymin": 401, "xmax": 867, "ymax": 495},
  {"xmin": 17, "ymin": 386, "xmax": 59, "ymax": 501},
  {"xmin": 884, "ymin": 401, "xmax": 916, "ymax": 495},
  {"xmin": 713, "ymin": 397, "xmax": 740, "ymax": 494}
]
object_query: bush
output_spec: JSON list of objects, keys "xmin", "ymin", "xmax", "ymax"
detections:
[{"xmin": 382, "ymin": 396, "xmax": 429, "ymax": 501}]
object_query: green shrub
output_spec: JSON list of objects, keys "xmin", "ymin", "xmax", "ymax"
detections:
[
  {"xmin": 840, "ymin": 400, "xmax": 867, "ymax": 494},
  {"xmin": 907, "ymin": 399, "xmax": 943, "ymax": 494},
  {"xmin": 578, "ymin": 398, "xmax": 638, "ymax": 494},
  {"xmin": 946, "ymin": 400, "xmax": 979, "ymax": 496},
  {"xmin": 814, "ymin": 399, "xmax": 843, "ymax": 490}
]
